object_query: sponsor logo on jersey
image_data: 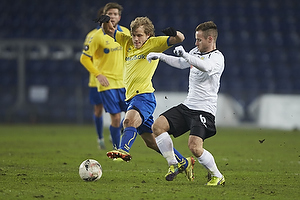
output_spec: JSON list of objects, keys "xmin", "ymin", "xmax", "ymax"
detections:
[
  {"xmin": 103, "ymin": 46, "xmax": 123, "ymax": 54},
  {"xmin": 125, "ymin": 54, "xmax": 146, "ymax": 61}
]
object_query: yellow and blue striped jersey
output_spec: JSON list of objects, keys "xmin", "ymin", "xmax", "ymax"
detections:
[
  {"xmin": 82, "ymin": 25, "xmax": 130, "ymax": 91},
  {"xmin": 115, "ymin": 32, "xmax": 171, "ymax": 100}
]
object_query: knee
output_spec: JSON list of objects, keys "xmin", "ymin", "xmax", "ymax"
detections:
[
  {"xmin": 94, "ymin": 109, "xmax": 103, "ymax": 117},
  {"xmin": 152, "ymin": 117, "xmax": 168, "ymax": 137},
  {"xmin": 151, "ymin": 122, "xmax": 160, "ymax": 136},
  {"xmin": 94, "ymin": 105, "xmax": 103, "ymax": 117},
  {"xmin": 123, "ymin": 118, "xmax": 131, "ymax": 128},
  {"xmin": 111, "ymin": 114, "xmax": 121, "ymax": 127},
  {"xmin": 188, "ymin": 142, "xmax": 203, "ymax": 158}
]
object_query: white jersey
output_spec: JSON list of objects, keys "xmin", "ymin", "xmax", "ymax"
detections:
[{"xmin": 183, "ymin": 47, "xmax": 225, "ymax": 116}]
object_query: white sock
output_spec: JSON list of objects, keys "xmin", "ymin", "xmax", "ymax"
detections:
[
  {"xmin": 155, "ymin": 132, "xmax": 177, "ymax": 166},
  {"xmin": 197, "ymin": 149, "xmax": 222, "ymax": 178}
]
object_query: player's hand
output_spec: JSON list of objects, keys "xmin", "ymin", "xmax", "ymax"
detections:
[
  {"xmin": 94, "ymin": 15, "xmax": 110, "ymax": 24},
  {"xmin": 173, "ymin": 45, "xmax": 186, "ymax": 57},
  {"xmin": 147, "ymin": 52, "xmax": 162, "ymax": 63},
  {"xmin": 162, "ymin": 27, "xmax": 177, "ymax": 37},
  {"xmin": 96, "ymin": 74, "xmax": 109, "ymax": 87}
]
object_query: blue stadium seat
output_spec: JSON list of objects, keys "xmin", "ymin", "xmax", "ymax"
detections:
[
  {"xmin": 0, "ymin": 60, "xmax": 17, "ymax": 85},
  {"xmin": 0, "ymin": 86, "xmax": 16, "ymax": 107}
]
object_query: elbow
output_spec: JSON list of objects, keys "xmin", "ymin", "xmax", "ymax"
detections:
[
  {"xmin": 170, "ymin": 33, "xmax": 185, "ymax": 46},
  {"xmin": 180, "ymin": 35, "xmax": 185, "ymax": 42},
  {"xmin": 180, "ymin": 34, "xmax": 185, "ymax": 42},
  {"xmin": 177, "ymin": 31, "xmax": 185, "ymax": 42}
]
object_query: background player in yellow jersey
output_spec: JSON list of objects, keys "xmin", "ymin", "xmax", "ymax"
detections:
[
  {"xmin": 100, "ymin": 15, "xmax": 196, "ymax": 181},
  {"xmin": 80, "ymin": 2, "xmax": 130, "ymax": 150},
  {"xmin": 81, "ymin": 7, "xmax": 105, "ymax": 149}
]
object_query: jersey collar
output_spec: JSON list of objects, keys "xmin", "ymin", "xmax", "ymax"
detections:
[
  {"xmin": 116, "ymin": 25, "xmax": 124, "ymax": 32},
  {"xmin": 198, "ymin": 49, "xmax": 218, "ymax": 55},
  {"xmin": 102, "ymin": 24, "xmax": 124, "ymax": 35}
]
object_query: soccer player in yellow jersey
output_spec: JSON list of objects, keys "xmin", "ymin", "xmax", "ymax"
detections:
[
  {"xmin": 82, "ymin": 7, "xmax": 105, "ymax": 149},
  {"xmin": 100, "ymin": 15, "xmax": 196, "ymax": 181},
  {"xmin": 80, "ymin": 3, "xmax": 130, "ymax": 150}
]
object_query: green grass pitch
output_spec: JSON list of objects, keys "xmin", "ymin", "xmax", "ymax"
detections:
[{"xmin": 0, "ymin": 124, "xmax": 299, "ymax": 200}]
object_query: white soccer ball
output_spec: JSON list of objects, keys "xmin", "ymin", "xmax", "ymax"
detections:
[{"xmin": 79, "ymin": 159, "xmax": 102, "ymax": 181}]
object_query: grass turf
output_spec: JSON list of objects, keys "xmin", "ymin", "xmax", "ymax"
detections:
[{"xmin": 0, "ymin": 124, "xmax": 299, "ymax": 200}]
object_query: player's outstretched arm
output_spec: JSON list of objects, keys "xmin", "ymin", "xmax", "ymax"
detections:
[
  {"xmin": 174, "ymin": 46, "xmax": 213, "ymax": 72},
  {"xmin": 162, "ymin": 27, "xmax": 185, "ymax": 46},
  {"xmin": 147, "ymin": 52, "xmax": 190, "ymax": 69}
]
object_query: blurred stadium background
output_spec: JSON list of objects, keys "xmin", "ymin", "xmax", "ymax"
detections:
[{"xmin": 0, "ymin": 0, "xmax": 299, "ymax": 129}]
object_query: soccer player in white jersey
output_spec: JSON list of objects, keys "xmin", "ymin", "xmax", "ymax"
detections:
[
  {"xmin": 98, "ymin": 15, "xmax": 196, "ymax": 181},
  {"xmin": 147, "ymin": 21, "xmax": 225, "ymax": 185}
]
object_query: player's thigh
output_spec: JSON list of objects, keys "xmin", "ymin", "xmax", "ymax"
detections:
[
  {"xmin": 189, "ymin": 111, "xmax": 216, "ymax": 140},
  {"xmin": 162, "ymin": 104, "xmax": 189, "ymax": 138}
]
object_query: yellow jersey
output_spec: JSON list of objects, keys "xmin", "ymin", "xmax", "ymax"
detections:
[
  {"xmin": 115, "ymin": 32, "xmax": 171, "ymax": 100},
  {"xmin": 82, "ymin": 25, "xmax": 130, "ymax": 91}
]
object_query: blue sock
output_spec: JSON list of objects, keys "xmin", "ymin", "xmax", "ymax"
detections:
[
  {"xmin": 93, "ymin": 115, "xmax": 103, "ymax": 139},
  {"xmin": 120, "ymin": 127, "xmax": 137, "ymax": 152},
  {"xmin": 109, "ymin": 125, "xmax": 121, "ymax": 150},
  {"xmin": 174, "ymin": 148, "xmax": 188, "ymax": 169}
]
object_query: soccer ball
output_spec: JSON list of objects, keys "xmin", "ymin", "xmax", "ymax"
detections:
[{"xmin": 79, "ymin": 159, "xmax": 102, "ymax": 181}]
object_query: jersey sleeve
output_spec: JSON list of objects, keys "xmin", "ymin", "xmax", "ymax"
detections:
[
  {"xmin": 81, "ymin": 31, "xmax": 102, "ymax": 77},
  {"xmin": 82, "ymin": 29, "xmax": 97, "ymax": 57},
  {"xmin": 115, "ymin": 31, "xmax": 131, "ymax": 47},
  {"xmin": 147, "ymin": 36, "xmax": 170, "ymax": 52},
  {"xmin": 84, "ymin": 33, "xmax": 102, "ymax": 57},
  {"xmin": 208, "ymin": 51, "xmax": 225, "ymax": 76}
]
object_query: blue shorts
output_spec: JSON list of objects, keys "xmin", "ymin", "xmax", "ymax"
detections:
[
  {"xmin": 99, "ymin": 88, "xmax": 127, "ymax": 114},
  {"xmin": 89, "ymin": 87, "xmax": 102, "ymax": 105},
  {"xmin": 126, "ymin": 93, "xmax": 156, "ymax": 135}
]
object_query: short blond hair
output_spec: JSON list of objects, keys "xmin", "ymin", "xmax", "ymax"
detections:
[{"xmin": 130, "ymin": 17, "xmax": 155, "ymax": 37}]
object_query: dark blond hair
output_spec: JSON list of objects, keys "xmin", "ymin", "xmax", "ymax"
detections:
[
  {"xmin": 103, "ymin": 2, "xmax": 123, "ymax": 15},
  {"xmin": 130, "ymin": 17, "xmax": 155, "ymax": 37},
  {"xmin": 196, "ymin": 21, "xmax": 218, "ymax": 41}
]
